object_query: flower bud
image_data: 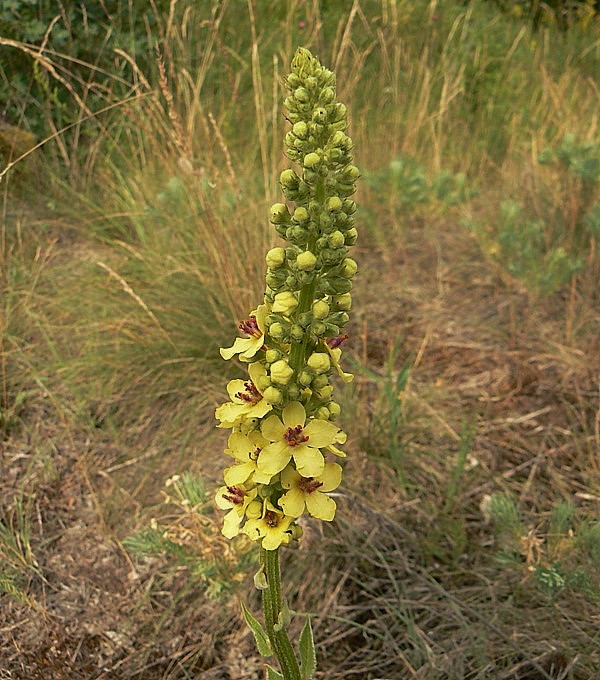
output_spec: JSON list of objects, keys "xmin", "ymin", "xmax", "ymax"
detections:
[
  {"xmin": 298, "ymin": 371, "xmax": 313, "ymax": 387},
  {"xmin": 272, "ymin": 291, "xmax": 298, "ymax": 316},
  {"xmin": 328, "ymin": 230, "xmax": 345, "ymax": 248},
  {"xmin": 270, "ymin": 360, "xmax": 294, "ymax": 385},
  {"xmin": 268, "ymin": 322, "xmax": 285, "ymax": 339},
  {"xmin": 334, "ymin": 293, "xmax": 352, "ymax": 310},
  {"xmin": 307, "ymin": 353, "xmax": 331, "ymax": 374},
  {"xmin": 312, "ymin": 107, "xmax": 328, "ymax": 124},
  {"xmin": 290, "ymin": 525, "xmax": 303, "ymax": 540},
  {"xmin": 296, "ymin": 251, "xmax": 317, "ymax": 271},
  {"xmin": 312, "ymin": 374, "xmax": 329, "ymax": 389},
  {"xmin": 270, "ymin": 203, "xmax": 290, "ymax": 224},
  {"xmin": 266, "ymin": 247, "xmax": 286, "ymax": 269},
  {"xmin": 263, "ymin": 386, "xmax": 283, "ymax": 405},
  {"xmin": 320, "ymin": 87, "xmax": 335, "ymax": 104},
  {"xmin": 343, "ymin": 199, "xmax": 357, "ymax": 215},
  {"xmin": 286, "ymin": 385, "xmax": 299, "ymax": 401},
  {"xmin": 341, "ymin": 258, "xmax": 358, "ymax": 278},
  {"xmin": 344, "ymin": 228, "xmax": 358, "ymax": 245},
  {"xmin": 265, "ymin": 349, "xmax": 281, "ymax": 364},
  {"xmin": 280, "ymin": 169, "xmax": 300, "ymax": 190},
  {"xmin": 328, "ymin": 402, "xmax": 341, "ymax": 418},
  {"xmin": 315, "ymin": 407, "xmax": 330, "ymax": 420},
  {"xmin": 343, "ymin": 164, "xmax": 360, "ymax": 181},
  {"xmin": 294, "ymin": 87, "xmax": 309, "ymax": 103},
  {"xmin": 310, "ymin": 320, "xmax": 327, "ymax": 337},
  {"xmin": 303, "ymin": 152, "xmax": 321, "ymax": 169},
  {"xmin": 312, "ymin": 300, "xmax": 329, "ymax": 319},
  {"xmin": 256, "ymin": 375, "xmax": 272, "ymax": 392},
  {"xmin": 290, "ymin": 325, "xmax": 304, "ymax": 342},
  {"xmin": 326, "ymin": 196, "xmax": 343, "ymax": 212},
  {"xmin": 293, "ymin": 206, "xmax": 309, "ymax": 223},
  {"xmin": 292, "ymin": 121, "xmax": 308, "ymax": 138},
  {"xmin": 316, "ymin": 384, "xmax": 334, "ymax": 400}
]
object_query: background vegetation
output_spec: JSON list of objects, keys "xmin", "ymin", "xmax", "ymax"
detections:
[{"xmin": 1, "ymin": 1, "xmax": 599, "ymax": 678}]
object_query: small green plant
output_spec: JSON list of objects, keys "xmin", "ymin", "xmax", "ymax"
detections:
[
  {"xmin": 214, "ymin": 47, "xmax": 358, "ymax": 679},
  {"xmin": 485, "ymin": 493, "xmax": 600, "ymax": 602}
]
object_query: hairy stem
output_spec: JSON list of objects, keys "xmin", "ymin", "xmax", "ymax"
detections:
[{"xmin": 262, "ymin": 548, "xmax": 302, "ymax": 680}]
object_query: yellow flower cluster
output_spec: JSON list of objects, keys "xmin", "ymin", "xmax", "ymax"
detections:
[{"xmin": 215, "ymin": 48, "xmax": 358, "ymax": 551}]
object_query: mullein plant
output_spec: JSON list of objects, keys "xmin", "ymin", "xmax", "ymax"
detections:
[{"xmin": 215, "ymin": 47, "xmax": 358, "ymax": 680}]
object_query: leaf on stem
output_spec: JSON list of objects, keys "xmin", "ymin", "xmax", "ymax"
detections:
[
  {"xmin": 299, "ymin": 616, "xmax": 316, "ymax": 679},
  {"xmin": 241, "ymin": 601, "xmax": 273, "ymax": 656}
]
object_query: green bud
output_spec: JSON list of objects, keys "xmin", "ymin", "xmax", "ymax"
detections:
[
  {"xmin": 287, "ymin": 73, "xmax": 301, "ymax": 88},
  {"xmin": 312, "ymin": 107, "xmax": 328, "ymax": 124},
  {"xmin": 315, "ymin": 406, "xmax": 330, "ymax": 420},
  {"xmin": 307, "ymin": 353, "xmax": 331, "ymax": 374},
  {"xmin": 270, "ymin": 203, "xmax": 290, "ymax": 224},
  {"xmin": 334, "ymin": 293, "xmax": 352, "ymax": 310},
  {"xmin": 310, "ymin": 320, "xmax": 327, "ymax": 338},
  {"xmin": 270, "ymin": 360, "xmax": 294, "ymax": 385},
  {"xmin": 256, "ymin": 375, "xmax": 272, "ymax": 392},
  {"xmin": 265, "ymin": 349, "xmax": 281, "ymax": 364},
  {"xmin": 263, "ymin": 386, "xmax": 283, "ymax": 405},
  {"xmin": 344, "ymin": 228, "xmax": 358, "ymax": 245},
  {"xmin": 294, "ymin": 87, "xmax": 309, "ymax": 103},
  {"xmin": 292, "ymin": 121, "xmax": 308, "ymax": 138},
  {"xmin": 316, "ymin": 384, "xmax": 334, "ymax": 400},
  {"xmin": 293, "ymin": 206, "xmax": 309, "ymax": 223},
  {"xmin": 328, "ymin": 402, "xmax": 341, "ymax": 418},
  {"xmin": 268, "ymin": 322, "xmax": 284, "ymax": 339},
  {"xmin": 266, "ymin": 247, "xmax": 286, "ymax": 269},
  {"xmin": 320, "ymin": 87, "xmax": 335, "ymax": 104},
  {"xmin": 298, "ymin": 371, "xmax": 313, "ymax": 387},
  {"xmin": 287, "ymin": 384, "xmax": 300, "ymax": 400},
  {"xmin": 328, "ymin": 230, "xmax": 345, "ymax": 248},
  {"xmin": 280, "ymin": 169, "xmax": 300, "ymax": 190},
  {"xmin": 272, "ymin": 291, "xmax": 298, "ymax": 315},
  {"xmin": 343, "ymin": 164, "xmax": 360, "ymax": 181},
  {"xmin": 343, "ymin": 199, "xmax": 357, "ymax": 214},
  {"xmin": 341, "ymin": 258, "xmax": 358, "ymax": 278},
  {"xmin": 303, "ymin": 152, "xmax": 321, "ymax": 169},
  {"xmin": 296, "ymin": 251, "xmax": 317, "ymax": 271},
  {"xmin": 326, "ymin": 196, "xmax": 343, "ymax": 212},
  {"xmin": 312, "ymin": 374, "xmax": 329, "ymax": 389},
  {"xmin": 312, "ymin": 300, "xmax": 329, "ymax": 319},
  {"xmin": 290, "ymin": 525, "xmax": 303, "ymax": 540},
  {"xmin": 290, "ymin": 324, "xmax": 304, "ymax": 342}
]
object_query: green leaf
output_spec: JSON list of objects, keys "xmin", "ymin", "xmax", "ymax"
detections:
[
  {"xmin": 254, "ymin": 566, "xmax": 268, "ymax": 590},
  {"xmin": 299, "ymin": 616, "xmax": 316, "ymax": 679},
  {"xmin": 273, "ymin": 597, "xmax": 291, "ymax": 632},
  {"xmin": 266, "ymin": 666, "xmax": 284, "ymax": 680},
  {"xmin": 241, "ymin": 601, "xmax": 273, "ymax": 657}
]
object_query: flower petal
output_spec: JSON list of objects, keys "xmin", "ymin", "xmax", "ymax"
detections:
[
  {"xmin": 226, "ymin": 379, "xmax": 248, "ymax": 401},
  {"xmin": 220, "ymin": 337, "xmax": 252, "ymax": 361},
  {"xmin": 303, "ymin": 419, "xmax": 341, "ymax": 447},
  {"xmin": 261, "ymin": 414, "xmax": 285, "ymax": 442},
  {"xmin": 258, "ymin": 441, "xmax": 291, "ymax": 475},
  {"xmin": 280, "ymin": 465, "xmax": 301, "ymax": 490},
  {"xmin": 243, "ymin": 518, "xmax": 265, "ymax": 541},
  {"xmin": 224, "ymin": 462, "xmax": 255, "ymax": 486},
  {"xmin": 282, "ymin": 401, "xmax": 306, "ymax": 428},
  {"xmin": 319, "ymin": 462, "xmax": 343, "ymax": 492},
  {"xmin": 279, "ymin": 488, "xmax": 306, "ymax": 517},
  {"xmin": 222, "ymin": 508, "xmax": 243, "ymax": 538},
  {"xmin": 293, "ymin": 445, "xmax": 324, "ymax": 477},
  {"xmin": 305, "ymin": 492, "xmax": 336, "ymax": 521}
]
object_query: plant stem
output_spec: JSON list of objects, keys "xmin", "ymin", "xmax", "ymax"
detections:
[{"xmin": 262, "ymin": 548, "xmax": 302, "ymax": 680}]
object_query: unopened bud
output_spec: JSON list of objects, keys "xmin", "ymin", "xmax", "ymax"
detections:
[
  {"xmin": 326, "ymin": 196, "xmax": 343, "ymax": 212},
  {"xmin": 270, "ymin": 360, "xmax": 294, "ymax": 385},
  {"xmin": 303, "ymin": 152, "xmax": 320, "ymax": 169},
  {"xmin": 272, "ymin": 291, "xmax": 298, "ymax": 316},
  {"xmin": 296, "ymin": 251, "xmax": 317, "ymax": 271},
  {"xmin": 316, "ymin": 384, "xmax": 334, "ymax": 400},
  {"xmin": 341, "ymin": 258, "xmax": 358, "ymax": 278},
  {"xmin": 280, "ymin": 169, "xmax": 300, "ymax": 190},
  {"xmin": 246, "ymin": 501, "xmax": 262, "ymax": 519},
  {"xmin": 328, "ymin": 230, "xmax": 345, "ymax": 248},
  {"xmin": 307, "ymin": 353, "xmax": 331, "ymax": 374},
  {"xmin": 290, "ymin": 325, "xmax": 304, "ymax": 342},
  {"xmin": 294, "ymin": 87, "xmax": 309, "ymax": 103},
  {"xmin": 269, "ymin": 322, "xmax": 285, "ymax": 339},
  {"xmin": 334, "ymin": 293, "xmax": 352, "ymax": 310},
  {"xmin": 344, "ymin": 228, "xmax": 358, "ymax": 245},
  {"xmin": 256, "ymin": 375, "xmax": 272, "ymax": 392},
  {"xmin": 270, "ymin": 203, "xmax": 290, "ymax": 224},
  {"xmin": 312, "ymin": 107, "xmax": 328, "ymax": 124},
  {"xmin": 312, "ymin": 300, "xmax": 329, "ymax": 319},
  {"xmin": 328, "ymin": 402, "xmax": 341, "ymax": 418},
  {"xmin": 263, "ymin": 386, "xmax": 283, "ymax": 405},
  {"xmin": 315, "ymin": 407, "xmax": 330, "ymax": 420},
  {"xmin": 266, "ymin": 247, "xmax": 286, "ymax": 269},
  {"xmin": 265, "ymin": 349, "xmax": 281, "ymax": 364},
  {"xmin": 293, "ymin": 206, "xmax": 309, "ymax": 223},
  {"xmin": 292, "ymin": 121, "xmax": 308, "ymax": 138},
  {"xmin": 298, "ymin": 371, "xmax": 313, "ymax": 386}
]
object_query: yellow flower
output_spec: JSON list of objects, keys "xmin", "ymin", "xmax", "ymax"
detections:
[
  {"xmin": 243, "ymin": 502, "xmax": 295, "ymax": 550},
  {"xmin": 258, "ymin": 401, "xmax": 342, "ymax": 477},
  {"xmin": 223, "ymin": 430, "xmax": 274, "ymax": 486},
  {"xmin": 279, "ymin": 462, "xmax": 342, "ymax": 521},
  {"xmin": 215, "ymin": 484, "xmax": 258, "ymax": 538},
  {"xmin": 324, "ymin": 344, "xmax": 353, "ymax": 383},
  {"xmin": 220, "ymin": 305, "xmax": 267, "ymax": 361},
  {"xmin": 215, "ymin": 362, "xmax": 272, "ymax": 428}
]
